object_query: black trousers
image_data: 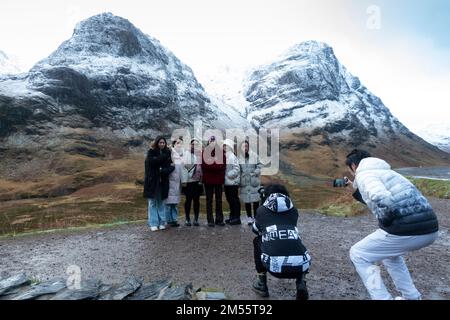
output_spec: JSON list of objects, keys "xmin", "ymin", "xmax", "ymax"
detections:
[
  {"xmin": 224, "ymin": 185, "xmax": 241, "ymax": 221},
  {"xmin": 253, "ymin": 236, "xmax": 305, "ymax": 280},
  {"xmin": 204, "ymin": 184, "xmax": 223, "ymax": 224},
  {"xmin": 184, "ymin": 182, "xmax": 201, "ymax": 222},
  {"xmin": 253, "ymin": 236, "xmax": 268, "ymax": 274},
  {"xmin": 245, "ymin": 202, "xmax": 259, "ymax": 218}
]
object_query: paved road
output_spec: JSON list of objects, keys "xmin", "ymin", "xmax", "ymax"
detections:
[{"xmin": 395, "ymin": 167, "xmax": 450, "ymax": 180}]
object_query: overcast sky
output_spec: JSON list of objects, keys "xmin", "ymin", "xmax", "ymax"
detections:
[{"xmin": 0, "ymin": 0, "xmax": 449, "ymax": 133}]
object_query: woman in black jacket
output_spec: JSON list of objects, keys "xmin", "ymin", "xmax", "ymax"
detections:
[{"xmin": 144, "ymin": 136, "xmax": 174, "ymax": 232}]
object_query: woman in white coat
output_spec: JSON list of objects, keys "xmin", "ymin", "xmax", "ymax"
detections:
[
  {"xmin": 182, "ymin": 139, "xmax": 203, "ymax": 226},
  {"xmin": 239, "ymin": 140, "xmax": 263, "ymax": 225},
  {"xmin": 165, "ymin": 137, "xmax": 184, "ymax": 227}
]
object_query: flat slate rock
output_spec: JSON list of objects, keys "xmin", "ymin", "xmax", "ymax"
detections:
[
  {"xmin": 51, "ymin": 279, "xmax": 102, "ymax": 300},
  {"xmin": 12, "ymin": 279, "xmax": 66, "ymax": 300},
  {"xmin": 98, "ymin": 276, "xmax": 142, "ymax": 300},
  {"xmin": 126, "ymin": 279, "xmax": 171, "ymax": 300},
  {"xmin": 195, "ymin": 291, "xmax": 227, "ymax": 300},
  {"xmin": 159, "ymin": 283, "xmax": 193, "ymax": 300},
  {"xmin": 0, "ymin": 273, "xmax": 226, "ymax": 300},
  {"xmin": 0, "ymin": 273, "xmax": 31, "ymax": 296}
]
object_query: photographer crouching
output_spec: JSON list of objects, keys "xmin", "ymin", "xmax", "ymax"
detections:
[
  {"xmin": 251, "ymin": 184, "xmax": 311, "ymax": 300},
  {"xmin": 344, "ymin": 149, "xmax": 439, "ymax": 300}
]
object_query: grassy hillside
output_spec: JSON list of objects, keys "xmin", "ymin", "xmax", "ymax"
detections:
[
  {"xmin": 1, "ymin": 129, "xmax": 449, "ymax": 236},
  {"xmin": 279, "ymin": 131, "xmax": 450, "ymax": 178},
  {"xmin": 408, "ymin": 177, "xmax": 450, "ymax": 199}
]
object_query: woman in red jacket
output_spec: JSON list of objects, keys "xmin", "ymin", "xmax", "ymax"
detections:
[{"xmin": 202, "ymin": 136, "xmax": 226, "ymax": 227}]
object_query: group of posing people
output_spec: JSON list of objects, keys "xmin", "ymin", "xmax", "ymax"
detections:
[
  {"xmin": 143, "ymin": 135, "xmax": 262, "ymax": 231},
  {"xmin": 144, "ymin": 140, "xmax": 439, "ymax": 300}
]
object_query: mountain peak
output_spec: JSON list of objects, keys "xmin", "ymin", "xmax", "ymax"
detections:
[
  {"xmin": 74, "ymin": 12, "xmax": 137, "ymax": 40},
  {"xmin": 282, "ymin": 41, "xmax": 333, "ymax": 58},
  {"xmin": 287, "ymin": 40, "xmax": 331, "ymax": 52},
  {"xmin": 28, "ymin": 12, "xmax": 174, "ymax": 69},
  {"xmin": 63, "ymin": 12, "xmax": 144, "ymax": 58},
  {"xmin": 243, "ymin": 40, "xmax": 404, "ymax": 141},
  {"xmin": 75, "ymin": 12, "xmax": 126, "ymax": 28},
  {"xmin": 1, "ymin": 13, "xmax": 246, "ymax": 138}
]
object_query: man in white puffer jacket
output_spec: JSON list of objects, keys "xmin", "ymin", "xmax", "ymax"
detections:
[{"xmin": 345, "ymin": 149, "xmax": 439, "ymax": 300}]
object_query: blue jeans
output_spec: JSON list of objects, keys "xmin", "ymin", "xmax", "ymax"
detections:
[
  {"xmin": 148, "ymin": 196, "xmax": 166, "ymax": 228},
  {"xmin": 166, "ymin": 204, "xmax": 179, "ymax": 223}
]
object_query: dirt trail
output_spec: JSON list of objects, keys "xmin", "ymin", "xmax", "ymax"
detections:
[{"xmin": 0, "ymin": 198, "xmax": 449, "ymax": 300}]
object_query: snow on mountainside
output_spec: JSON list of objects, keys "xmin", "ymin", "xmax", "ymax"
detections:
[
  {"xmin": 243, "ymin": 41, "xmax": 405, "ymax": 137},
  {"xmin": 0, "ymin": 13, "xmax": 247, "ymax": 142},
  {"xmin": 0, "ymin": 13, "xmax": 251, "ymax": 203},
  {"xmin": 197, "ymin": 65, "xmax": 248, "ymax": 113},
  {"xmin": 234, "ymin": 40, "xmax": 449, "ymax": 173},
  {"xmin": 417, "ymin": 123, "xmax": 450, "ymax": 153},
  {"xmin": 185, "ymin": 41, "xmax": 449, "ymax": 174},
  {"xmin": 0, "ymin": 50, "xmax": 23, "ymax": 75}
]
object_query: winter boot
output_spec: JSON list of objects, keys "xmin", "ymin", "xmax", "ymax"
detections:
[
  {"xmin": 252, "ymin": 272, "xmax": 269, "ymax": 297},
  {"xmin": 295, "ymin": 274, "xmax": 309, "ymax": 300}
]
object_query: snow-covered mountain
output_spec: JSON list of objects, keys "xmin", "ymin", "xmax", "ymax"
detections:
[
  {"xmin": 0, "ymin": 13, "xmax": 247, "ymax": 143},
  {"xmin": 417, "ymin": 124, "xmax": 450, "ymax": 153},
  {"xmin": 212, "ymin": 41, "xmax": 450, "ymax": 173},
  {"xmin": 243, "ymin": 41, "xmax": 404, "ymax": 136},
  {"xmin": 0, "ymin": 50, "xmax": 22, "ymax": 75},
  {"xmin": 0, "ymin": 16, "xmax": 448, "ymax": 177}
]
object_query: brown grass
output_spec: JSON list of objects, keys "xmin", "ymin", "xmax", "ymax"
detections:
[{"xmin": 2, "ymin": 128, "xmax": 448, "ymax": 236}]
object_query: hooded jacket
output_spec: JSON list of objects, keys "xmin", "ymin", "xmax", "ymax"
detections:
[
  {"xmin": 166, "ymin": 148, "xmax": 183, "ymax": 204},
  {"xmin": 240, "ymin": 151, "xmax": 263, "ymax": 203},
  {"xmin": 143, "ymin": 147, "xmax": 174, "ymax": 200},
  {"xmin": 222, "ymin": 139, "xmax": 241, "ymax": 186},
  {"xmin": 353, "ymin": 157, "xmax": 439, "ymax": 236},
  {"xmin": 182, "ymin": 151, "xmax": 202, "ymax": 183},
  {"xmin": 253, "ymin": 193, "xmax": 311, "ymax": 275}
]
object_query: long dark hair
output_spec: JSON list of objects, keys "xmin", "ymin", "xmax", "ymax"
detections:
[
  {"xmin": 151, "ymin": 136, "xmax": 168, "ymax": 151},
  {"xmin": 241, "ymin": 140, "xmax": 250, "ymax": 159}
]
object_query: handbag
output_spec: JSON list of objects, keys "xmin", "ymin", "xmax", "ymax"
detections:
[{"xmin": 190, "ymin": 164, "xmax": 202, "ymax": 181}]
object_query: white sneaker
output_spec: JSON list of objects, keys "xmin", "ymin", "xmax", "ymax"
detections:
[
  {"xmin": 150, "ymin": 226, "xmax": 158, "ymax": 232},
  {"xmin": 394, "ymin": 296, "xmax": 405, "ymax": 300},
  {"xmin": 247, "ymin": 217, "xmax": 254, "ymax": 225},
  {"xmin": 158, "ymin": 225, "xmax": 166, "ymax": 230}
]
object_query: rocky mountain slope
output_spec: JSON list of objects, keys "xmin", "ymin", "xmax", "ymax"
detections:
[
  {"xmin": 0, "ymin": 15, "xmax": 448, "ymax": 205},
  {"xmin": 236, "ymin": 41, "xmax": 450, "ymax": 175},
  {"xmin": 0, "ymin": 13, "xmax": 245, "ymax": 145},
  {"xmin": 0, "ymin": 13, "xmax": 247, "ymax": 201}
]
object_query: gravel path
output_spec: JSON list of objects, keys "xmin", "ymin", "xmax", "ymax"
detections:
[{"xmin": 0, "ymin": 198, "xmax": 449, "ymax": 300}]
